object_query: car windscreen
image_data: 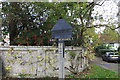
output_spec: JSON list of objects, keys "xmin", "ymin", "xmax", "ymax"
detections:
[
  {"xmin": 109, "ymin": 53, "xmax": 118, "ymax": 55},
  {"xmin": 109, "ymin": 53, "xmax": 114, "ymax": 55}
]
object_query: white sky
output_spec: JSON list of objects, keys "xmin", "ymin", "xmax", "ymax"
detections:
[{"xmin": 93, "ymin": 0, "xmax": 119, "ymax": 33}]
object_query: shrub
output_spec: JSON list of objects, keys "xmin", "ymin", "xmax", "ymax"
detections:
[
  {"xmin": 69, "ymin": 52, "xmax": 76, "ymax": 59},
  {"xmin": 98, "ymin": 49, "xmax": 113, "ymax": 55},
  {"xmin": 94, "ymin": 45, "xmax": 107, "ymax": 53}
]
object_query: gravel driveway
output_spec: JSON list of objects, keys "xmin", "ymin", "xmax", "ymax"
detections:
[{"xmin": 91, "ymin": 57, "xmax": 120, "ymax": 73}]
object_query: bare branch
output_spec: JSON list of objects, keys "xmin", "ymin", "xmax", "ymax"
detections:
[
  {"xmin": 83, "ymin": 2, "xmax": 95, "ymax": 18},
  {"xmin": 78, "ymin": 2, "xmax": 95, "ymax": 27},
  {"xmin": 87, "ymin": 24, "xmax": 120, "ymax": 30},
  {"xmin": 111, "ymin": 26, "xmax": 120, "ymax": 30},
  {"xmin": 79, "ymin": 14, "xmax": 84, "ymax": 26},
  {"xmin": 95, "ymin": 1, "xmax": 105, "ymax": 6},
  {"xmin": 85, "ymin": 4, "xmax": 95, "ymax": 27},
  {"xmin": 87, "ymin": 24, "xmax": 109, "ymax": 28},
  {"xmin": 65, "ymin": 67, "xmax": 77, "ymax": 75}
]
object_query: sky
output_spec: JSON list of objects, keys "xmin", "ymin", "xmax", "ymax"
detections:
[{"xmin": 93, "ymin": 0, "xmax": 119, "ymax": 33}]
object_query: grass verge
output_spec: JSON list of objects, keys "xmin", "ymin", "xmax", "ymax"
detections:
[
  {"xmin": 2, "ymin": 64, "xmax": 120, "ymax": 80},
  {"xmin": 67, "ymin": 64, "xmax": 120, "ymax": 79}
]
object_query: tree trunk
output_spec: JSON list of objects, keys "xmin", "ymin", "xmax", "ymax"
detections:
[
  {"xmin": 8, "ymin": 3, "xmax": 20, "ymax": 45},
  {"xmin": 9, "ymin": 19, "xmax": 18, "ymax": 45}
]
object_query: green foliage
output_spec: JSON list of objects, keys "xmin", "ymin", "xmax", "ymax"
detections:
[
  {"xmin": 84, "ymin": 28, "xmax": 98, "ymax": 45},
  {"xmin": 2, "ymin": 2, "xmax": 118, "ymax": 47},
  {"xmin": 14, "ymin": 52, "xmax": 18, "ymax": 55},
  {"xmin": 45, "ymin": 49, "xmax": 54, "ymax": 52},
  {"xmin": 81, "ymin": 64, "xmax": 119, "ymax": 78},
  {"xmin": 67, "ymin": 64, "xmax": 119, "ymax": 78},
  {"xmin": 18, "ymin": 74, "xmax": 34, "ymax": 78},
  {"xmin": 68, "ymin": 51, "xmax": 86, "ymax": 74},
  {"xmin": 98, "ymin": 49, "xmax": 113, "ymax": 55},
  {"xmin": 103, "ymin": 27, "xmax": 118, "ymax": 39},
  {"xmin": 67, "ymin": 74, "xmax": 76, "ymax": 78},
  {"xmin": 94, "ymin": 43, "xmax": 117, "ymax": 56},
  {"xmin": 14, "ymin": 26, "xmax": 51, "ymax": 46},
  {"xmin": 5, "ymin": 65, "xmax": 12, "ymax": 70},
  {"xmin": 94, "ymin": 44, "xmax": 110, "ymax": 54},
  {"xmin": 2, "ymin": 2, "xmax": 96, "ymax": 46},
  {"xmin": 69, "ymin": 51, "xmax": 76, "ymax": 59}
]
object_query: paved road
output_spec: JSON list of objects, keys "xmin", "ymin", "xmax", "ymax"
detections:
[{"xmin": 91, "ymin": 57, "xmax": 120, "ymax": 73}]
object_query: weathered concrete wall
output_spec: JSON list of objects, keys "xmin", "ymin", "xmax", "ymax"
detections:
[
  {"xmin": 0, "ymin": 46, "xmax": 88, "ymax": 78},
  {"xmin": 0, "ymin": 56, "xmax": 2, "ymax": 79}
]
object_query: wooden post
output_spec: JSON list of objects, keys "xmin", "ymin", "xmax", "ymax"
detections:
[{"xmin": 58, "ymin": 40, "xmax": 65, "ymax": 80}]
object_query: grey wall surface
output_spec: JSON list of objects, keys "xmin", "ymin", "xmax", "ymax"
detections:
[
  {"xmin": 0, "ymin": 56, "xmax": 2, "ymax": 79},
  {"xmin": 0, "ymin": 46, "xmax": 88, "ymax": 78}
]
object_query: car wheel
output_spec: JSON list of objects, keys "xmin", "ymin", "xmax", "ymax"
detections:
[
  {"xmin": 102, "ymin": 57, "xmax": 105, "ymax": 61},
  {"xmin": 118, "ymin": 59, "xmax": 120, "ymax": 63}
]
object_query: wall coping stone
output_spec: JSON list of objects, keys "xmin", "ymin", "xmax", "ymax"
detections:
[{"xmin": 0, "ymin": 46, "xmax": 82, "ymax": 51}]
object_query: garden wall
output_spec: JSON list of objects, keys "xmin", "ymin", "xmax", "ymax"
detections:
[{"xmin": 0, "ymin": 46, "xmax": 88, "ymax": 78}]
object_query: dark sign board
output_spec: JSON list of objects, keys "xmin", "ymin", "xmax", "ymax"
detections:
[{"xmin": 51, "ymin": 18, "xmax": 72, "ymax": 39}]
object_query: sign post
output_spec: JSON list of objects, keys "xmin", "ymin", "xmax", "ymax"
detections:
[
  {"xmin": 58, "ymin": 40, "xmax": 64, "ymax": 79},
  {"xmin": 51, "ymin": 17, "xmax": 72, "ymax": 79}
]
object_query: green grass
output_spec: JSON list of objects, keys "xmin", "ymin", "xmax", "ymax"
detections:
[
  {"xmin": 67, "ymin": 64, "xmax": 120, "ymax": 79},
  {"xmin": 80, "ymin": 64, "xmax": 120, "ymax": 78}
]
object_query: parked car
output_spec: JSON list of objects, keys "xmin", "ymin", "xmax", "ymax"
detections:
[{"xmin": 102, "ymin": 52, "xmax": 120, "ymax": 62}]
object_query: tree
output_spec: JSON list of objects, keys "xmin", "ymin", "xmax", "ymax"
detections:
[
  {"xmin": 102, "ymin": 27, "xmax": 119, "ymax": 43},
  {"xmin": 2, "ymin": 2, "xmax": 52, "ymax": 45},
  {"xmin": 2, "ymin": 2, "xmax": 117, "ymax": 46}
]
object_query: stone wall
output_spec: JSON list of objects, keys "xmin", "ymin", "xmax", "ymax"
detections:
[
  {"xmin": 0, "ymin": 56, "xmax": 2, "ymax": 79},
  {"xmin": 0, "ymin": 46, "xmax": 88, "ymax": 78}
]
